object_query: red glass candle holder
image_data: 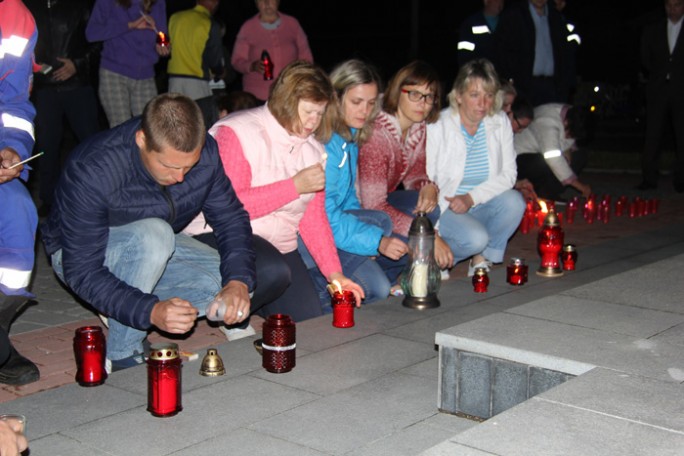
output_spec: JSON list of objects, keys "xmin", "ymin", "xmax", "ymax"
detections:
[
  {"xmin": 332, "ymin": 290, "xmax": 355, "ymax": 328},
  {"xmin": 262, "ymin": 314, "xmax": 296, "ymax": 373},
  {"xmin": 156, "ymin": 31, "xmax": 170, "ymax": 47},
  {"xmin": 649, "ymin": 198, "xmax": 659, "ymax": 214},
  {"xmin": 537, "ymin": 209, "xmax": 564, "ymax": 277},
  {"xmin": 74, "ymin": 326, "xmax": 107, "ymax": 387},
  {"xmin": 147, "ymin": 343, "xmax": 182, "ymax": 417},
  {"xmin": 261, "ymin": 49, "xmax": 273, "ymax": 80},
  {"xmin": 506, "ymin": 258, "xmax": 528, "ymax": 286},
  {"xmin": 615, "ymin": 197, "xmax": 625, "ymax": 216},
  {"xmin": 472, "ymin": 267, "xmax": 489, "ymax": 293},
  {"xmin": 562, "ymin": 244, "xmax": 578, "ymax": 271}
]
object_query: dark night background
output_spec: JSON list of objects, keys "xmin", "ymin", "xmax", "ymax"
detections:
[{"xmin": 168, "ymin": 0, "xmax": 665, "ymax": 91}]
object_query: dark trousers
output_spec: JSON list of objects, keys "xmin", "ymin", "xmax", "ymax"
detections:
[
  {"xmin": 194, "ymin": 233, "xmax": 321, "ymax": 322},
  {"xmin": 33, "ymin": 86, "xmax": 101, "ymax": 205},
  {"xmin": 517, "ymin": 149, "xmax": 588, "ymax": 201},
  {"xmin": 642, "ymin": 85, "xmax": 684, "ymax": 187}
]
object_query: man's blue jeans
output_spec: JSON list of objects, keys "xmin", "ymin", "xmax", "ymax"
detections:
[
  {"xmin": 51, "ymin": 219, "xmax": 221, "ymax": 361},
  {"xmin": 438, "ymin": 190, "xmax": 525, "ymax": 264}
]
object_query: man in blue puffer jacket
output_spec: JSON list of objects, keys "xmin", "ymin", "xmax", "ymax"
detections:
[{"xmin": 41, "ymin": 93, "xmax": 256, "ymax": 371}]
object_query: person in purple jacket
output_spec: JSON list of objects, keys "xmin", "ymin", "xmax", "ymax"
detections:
[{"xmin": 86, "ymin": 0, "xmax": 169, "ymax": 128}]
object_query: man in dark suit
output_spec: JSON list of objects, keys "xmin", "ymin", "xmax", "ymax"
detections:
[
  {"xmin": 495, "ymin": 0, "xmax": 573, "ymax": 107},
  {"xmin": 638, "ymin": 0, "xmax": 684, "ymax": 192}
]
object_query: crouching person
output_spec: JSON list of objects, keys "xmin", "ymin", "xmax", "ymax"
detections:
[{"xmin": 41, "ymin": 93, "xmax": 256, "ymax": 371}]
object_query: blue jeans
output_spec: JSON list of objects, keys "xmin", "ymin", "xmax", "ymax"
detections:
[
  {"xmin": 51, "ymin": 219, "xmax": 222, "ymax": 360},
  {"xmin": 298, "ymin": 209, "xmax": 397, "ymax": 313},
  {"xmin": 387, "ymin": 190, "xmax": 441, "ymax": 240},
  {"xmin": 438, "ymin": 190, "xmax": 525, "ymax": 264}
]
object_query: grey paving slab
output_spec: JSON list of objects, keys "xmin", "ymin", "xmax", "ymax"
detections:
[
  {"xmin": 344, "ymin": 420, "xmax": 463, "ymax": 456},
  {"xmin": 62, "ymin": 375, "xmax": 320, "ymax": 456},
  {"xmin": 2, "ymin": 383, "xmax": 143, "ymax": 439},
  {"xmin": 250, "ymin": 333, "xmax": 435, "ymax": 395},
  {"xmin": 436, "ymin": 312, "xmax": 684, "ymax": 382},
  {"xmin": 398, "ymin": 357, "xmax": 438, "ymax": 380},
  {"xmin": 28, "ymin": 434, "xmax": 112, "ymax": 456},
  {"xmin": 563, "ymin": 255, "xmax": 684, "ymax": 314},
  {"xmin": 507, "ymin": 295, "xmax": 684, "ymax": 337},
  {"xmin": 652, "ymin": 321, "xmax": 684, "ymax": 348},
  {"xmin": 170, "ymin": 428, "xmax": 327, "ymax": 455},
  {"xmin": 383, "ymin": 302, "xmax": 505, "ymax": 345},
  {"xmin": 419, "ymin": 411, "xmax": 479, "ymax": 434},
  {"xmin": 451, "ymin": 398, "xmax": 684, "ymax": 456},
  {"xmin": 251, "ymin": 372, "xmax": 437, "ymax": 455},
  {"xmin": 538, "ymin": 367, "xmax": 684, "ymax": 432},
  {"xmin": 420, "ymin": 441, "xmax": 497, "ymax": 456}
]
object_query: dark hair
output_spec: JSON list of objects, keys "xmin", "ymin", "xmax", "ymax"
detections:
[
  {"xmin": 268, "ymin": 60, "xmax": 336, "ymax": 142},
  {"xmin": 383, "ymin": 60, "xmax": 442, "ymax": 124},
  {"xmin": 141, "ymin": 93, "xmax": 205, "ymax": 153},
  {"xmin": 511, "ymin": 97, "xmax": 534, "ymax": 122},
  {"xmin": 217, "ymin": 91, "xmax": 260, "ymax": 115},
  {"xmin": 117, "ymin": 0, "xmax": 156, "ymax": 13}
]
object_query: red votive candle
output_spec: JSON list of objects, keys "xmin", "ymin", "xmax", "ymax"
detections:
[
  {"xmin": 147, "ymin": 343, "xmax": 182, "ymax": 417},
  {"xmin": 649, "ymin": 198, "xmax": 659, "ymax": 214},
  {"xmin": 74, "ymin": 326, "xmax": 107, "ymax": 387},
  {"xmin": 472, "ymin": 267, "xmax": 489, "ymax": 293},
  {"xmin": 332, "ymin": 290, "xmax": 356, "ymax": 328},
  {"xmin": 262, "ymin": 314, "xmax": 296, "ymax": 373},
  {"xmin": 156, "ymin": 31, "xmax": 170, "ymax": 47},
  {"xmin": 562, "ymin": 244, "xmax": 578, "ymax": 271},
  {"xmin": 506, "ymin": 258, "xmax": 528, "ymax": 286}
]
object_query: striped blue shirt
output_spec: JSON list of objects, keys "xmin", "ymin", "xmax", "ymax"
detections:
[{"xmin": 456, "ymin": 122, "xmax": 489, "ymax": 195}]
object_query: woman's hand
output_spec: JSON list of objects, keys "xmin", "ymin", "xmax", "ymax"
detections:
[
  {"xmin": 445, "ymin": 193, "xmax": 473, "ymax": 214},
  {"xmin": 328, "ymin": 272, "xmax": 365, "ymax": 307},
  {"xmin": 434, "ymin": 234, "xmax": 454, "ymax": 269},
  {"xmin": 415, "ymin": 183, "xmax": 438, "ymax": 214},
  {"xmin": 293, "ymin": 163, "xmax": 325, "ymax": 194},
  {"xmin": 250, "ymin": 60, "xmax": 265, "ymax": 74},
  {"xmin": 378, "ymin": 236, "xmax": 409, "ymax": 260}
]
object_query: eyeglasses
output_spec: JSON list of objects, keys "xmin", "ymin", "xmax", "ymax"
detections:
[
  {"xmin": 512, "ymin": 114, "xmax": 530, "ymax": 132},
  {"xmin": 401, "ymin": 89, "xmax": 436, "ymax": 105}
]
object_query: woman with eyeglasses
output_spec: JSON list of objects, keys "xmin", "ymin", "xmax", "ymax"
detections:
[
  {"xmin": 358, "ymin": 61, "xmax": 454, "ymax": 271},
  {"xmin": 427, "ymin": 58, "xmax": 525, "ymax": 277}
]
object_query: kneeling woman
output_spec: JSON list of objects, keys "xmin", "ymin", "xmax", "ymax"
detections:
[
  {"xmin": 427, "ymin": 59, "xmax": 525, "ymax": 276},
  {"xmin": 299, "ymin": 60, "xmax": 409, "ymax": 311},
  {"xmin": 189, "ymin": 61, "xmax": 363, "ymax": 321}
]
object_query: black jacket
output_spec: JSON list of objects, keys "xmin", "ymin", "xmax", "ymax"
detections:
[{"xmin": 25, "ymin": 0, "xmax": 100, "ymax": 90}]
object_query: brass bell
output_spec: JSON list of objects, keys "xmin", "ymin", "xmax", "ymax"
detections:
[{"xmin": 199, "ymin": 348, "xmax": 225, "ymax": 377}]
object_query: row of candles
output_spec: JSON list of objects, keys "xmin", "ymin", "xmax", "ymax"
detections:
[{"xmin": 520, "ymin": 194, "xmax": 660, "ymax": 234}]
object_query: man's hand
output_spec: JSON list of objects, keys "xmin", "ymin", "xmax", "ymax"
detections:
[
  {"xmin": 328, "ymin": 272, "xmax": 365, "ymax": 307},
  {"xmin": 0, "ymin": 148, "xmax": 22, "ymax": 184},
  {"xmin": 0, "ymin": 419, "xmax": 28, "ymax": 456},
  {"xmin": 378, "ymin": 236, "xmax": 409, "ymax": 260},
  {"xmin": 213, "ymin": 280, "xmax": 251, "ymax": 325},
  {"xmin": 572, "ymin": 180, "xmax": 592, "ymax": 198},
  {"xmin": 52, "ymin": 58, "xmax": 76, "ymax": 82},
  {"xmin": 445, "ymin": 193, "xmax": 473, "ymax": 214},
  {"xmin": 293, "ymin": 163, "xmax": 325, "ymax": 194},
  {"xmin": 150, "ymin": 298, "xmax": 198, "ymax": 334},
  {"xmin": 434, "ymin": 234, "xmax": 454, "ymax": 269},
  {"xmin": 415, "ymin": 183, "xmax": 438, "ymax": 214}
]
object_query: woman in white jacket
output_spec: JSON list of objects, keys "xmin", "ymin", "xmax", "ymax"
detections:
[{"xmin": 427, "ymin": 59, "xmax": 525, "ymax": 276}]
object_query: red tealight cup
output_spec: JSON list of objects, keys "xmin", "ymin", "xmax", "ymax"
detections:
[
  {"xmin": 472, "ymin": 267, "xmax": 489, "ymax": 293},
  {"xmin": 506, "ymin": 258, "xmax": 528, "ymax": 286},
  {"xmin": 262, "ymin": 314, "xmax": 296, "ymax": 373},
  {"xmin": 561, "ymin": 244, "xmax": 578, "ymax": 271},
  {"xmin": 74, "ymin": 326, "xmax": 107, "ymax": 387},
  {"xmin": 332, "ymin": 290, "xmax": 356, "ymax": 328}
]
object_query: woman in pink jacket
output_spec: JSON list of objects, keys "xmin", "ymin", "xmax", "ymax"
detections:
[
  {"xmin": 231, "ymin": 0, "xmax": 313, "ymax": 102},
  {"xmin": 189, "ymin": 61, "xmax": 363, "ymax": 323}
]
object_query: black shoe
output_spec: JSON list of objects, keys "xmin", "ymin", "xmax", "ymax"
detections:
[
  {"xmin": 635, "ymin": 182, "xmax": 657, "ymax": 191},
  {"xmin": 0, "ymin": 293, "xmax": 31, "ymax": 333},
  {"xmin": 0, "ymin": 346, "xmax": 40, "ymax": 386}
]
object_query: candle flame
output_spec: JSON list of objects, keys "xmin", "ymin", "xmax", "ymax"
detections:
[
  {"xmin": 332, "ymin": 279, "xmax": 342, "ymax": 294},
  {"xmin": 538, "ymin": 200, "xmax": 548, "ymax": 213}
]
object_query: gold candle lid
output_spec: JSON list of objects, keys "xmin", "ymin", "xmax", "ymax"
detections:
[
  {"xmin": 149, "ymin": 343, "xmax": 179, "ymax": 361},
  {"xmin": 543, "ymin": 208, "xmax": 560, "ymax": 226},
  {"xmin": 474, "ymin": 267, "xmax": 488, "ymax": 276},
  {"xmin": 563, "ymin": 244, "xmax": 577, "ymax": 252}
]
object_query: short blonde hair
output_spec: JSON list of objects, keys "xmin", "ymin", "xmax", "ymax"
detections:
[
  {"xmin": 447, "ymin": 58, "xmax": 500, "ymax": 116},
  {"xmin": 268, "ymin": 60, "xmax": 336, "ymax": 143}
]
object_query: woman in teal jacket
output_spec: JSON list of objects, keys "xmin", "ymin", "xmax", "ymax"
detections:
[{"xmin": 298, "ymin": 60, "xmax": 409, "ymax": 311}]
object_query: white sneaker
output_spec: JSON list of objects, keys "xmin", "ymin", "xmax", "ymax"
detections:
[
  {"xmin": 220, "ymin": 324, "xmax": 256, "ymax": 341},
  {"xmin": 467, "ymin": 260, "xmax": 492, "ymax": 277},
  {"xmin": 440, "ymin": 269, "xmax": 450, "ymax": 281}
]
